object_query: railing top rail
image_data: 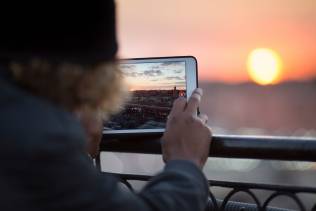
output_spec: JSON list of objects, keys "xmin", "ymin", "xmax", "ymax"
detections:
[{"xmin": 101, "ymin": 132, "xmax": 316, "ymax": 162}]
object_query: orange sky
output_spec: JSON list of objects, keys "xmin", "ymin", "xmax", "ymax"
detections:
[{"xmin": 116, "ymin": 0, "xmax": 316, "ymax": 83}]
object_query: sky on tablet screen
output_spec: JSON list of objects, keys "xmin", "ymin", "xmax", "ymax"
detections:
[{"xmin": 120, "ymin": 62, "xmax": 186, "ymax": 91}]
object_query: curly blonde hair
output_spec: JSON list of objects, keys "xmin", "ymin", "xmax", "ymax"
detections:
[{"xmin": 9, "ymin": 58, "xmax": 129, "ymax": 119}]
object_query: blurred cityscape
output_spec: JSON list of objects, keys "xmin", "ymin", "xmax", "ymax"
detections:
[
  {"xmin": 104, "ymin": 87, "xmax": 185, "ymax": 130},
  {"xmin": 200, "ymin": 79, "xmax": 316, "ymax": 138}
]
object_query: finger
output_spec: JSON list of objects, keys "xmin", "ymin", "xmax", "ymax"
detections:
[
  {"xmin": 198, "ymin": 113, "xmax": 208, "ymax": 124},
  {"xmin": 185, "ymin": 88, "xmax": 203, "ymax": 114},
  {"xmin": 169, "ymin": 97, "xmax": 186, "ymax": 117},
  {"xmin": 207, "ymin": 125, "xmax": 213, "ymax": 138},
  {"xmin": 192, "ymin": 88, "xmax": 203, "ymax": 96}
]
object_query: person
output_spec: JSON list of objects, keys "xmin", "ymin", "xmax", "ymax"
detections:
[{"xmin": 0, "ymin": 1, "xmax": 212, "ymax": 211}]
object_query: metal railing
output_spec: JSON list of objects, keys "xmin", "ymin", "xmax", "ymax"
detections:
[{"xmin": 99, "ymin": 133, "xmax": 316, "ymax": 210}]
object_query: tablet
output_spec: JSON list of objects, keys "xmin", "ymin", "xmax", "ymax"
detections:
[{"xmin": 103, "ymin": 56, "xmax": 198, "ymax": 134}]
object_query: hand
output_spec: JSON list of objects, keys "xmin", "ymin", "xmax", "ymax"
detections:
[
  {"xmin": 75, "ymin": 109, "xmax": 103, "ymax": 159},
  {"xmin": 161, "ymin": 88, "xmax": 212, "ymax": 169}
]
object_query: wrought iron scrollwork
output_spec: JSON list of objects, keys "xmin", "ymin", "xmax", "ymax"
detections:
[
  {"xmin": 219, "ymin": 189, "xmax": 261, "ymax": 210},
  {"xmin": 205, "ymin": 179, "xmax": 316, "ymax": 211},
  {"xmin": 110, "ymin": 173, "xmax": 316, "ymax": 211}
]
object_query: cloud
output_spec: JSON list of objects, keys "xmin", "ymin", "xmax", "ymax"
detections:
[
  {"xmin": 165, "ymin": 76, "xmax": 185, "ymax": 81},
  {"xmin": 144, "ymin": 69, "xmax": 163, "ymax": 76},
  {"xmin": 173, "ymin": 69, "xmax": 184, "ymax": 74},
  {"xmin": 161, "ymin": 61, "xmax": 183, "ymax": 66},
  {"xmin": 124, "ymin": 72, "xmax": 143, "ymax": 77},
  {"xmin": 120, "ymin": 64, "xmax": 136, "ymax": 70},
  {"xmin": 150, "ymin": 65, "xmax": 161, "ymax": 70},
  {"xmin": 161, "ymin": 81, "xmax": 186, "ymax": 86}
]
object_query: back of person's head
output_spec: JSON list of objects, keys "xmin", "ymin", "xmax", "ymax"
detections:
[{"xmin": 0, "ymin": 0, "xmax": 127, "ymax": 117}]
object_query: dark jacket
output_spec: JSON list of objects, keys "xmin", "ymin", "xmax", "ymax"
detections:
[{"xmin": 0, "ymin": 69, "xmax": 209, "ymax": 211}]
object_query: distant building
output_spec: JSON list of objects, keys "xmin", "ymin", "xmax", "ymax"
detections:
[{"xmin": 172, "ymin": 86, "xmax": 177, "ymax": 98}]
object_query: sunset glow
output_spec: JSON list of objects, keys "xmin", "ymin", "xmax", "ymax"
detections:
[
  {"xmin": 247, "ymin": 48, "xmax": 283, "ymax": 85},
  {"xmin": 117, "ymin": 0, "xmax": 316, "ymax": 83}
]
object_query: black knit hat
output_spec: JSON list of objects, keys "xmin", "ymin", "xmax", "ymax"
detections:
[{"xmin": 0, "ymin": 1, "xmax": 117, "ymax": 63}]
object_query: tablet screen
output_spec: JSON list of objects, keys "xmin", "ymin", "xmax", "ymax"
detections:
[{"xmin": 103, "ymin": 56, "xmax": 197, "ymax": 134}]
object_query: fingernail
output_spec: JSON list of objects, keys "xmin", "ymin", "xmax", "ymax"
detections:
[
  {"xmin": 193, "ymin": 88, "xmax": 203, "ymax": 96},
  {"xmin": 197, "ymin": 88, "xmax": 203, "ymax": 95}
]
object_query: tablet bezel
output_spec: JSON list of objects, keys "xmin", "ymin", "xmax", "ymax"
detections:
[{"xmin": 103, "ymin": 56, "xmax": 198, "ymax": 135}]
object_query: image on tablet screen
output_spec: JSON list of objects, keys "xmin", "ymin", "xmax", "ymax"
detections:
[{"xmin": 104, "ymin": 61, "xmax": 186, "ymax": 130}]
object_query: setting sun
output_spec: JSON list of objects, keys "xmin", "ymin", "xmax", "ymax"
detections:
[{"xmin": 247, "ymin": 48, "xmax": 283, "ymax": 85}]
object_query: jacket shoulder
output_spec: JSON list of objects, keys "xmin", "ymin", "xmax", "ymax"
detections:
[{"xmin": 0, "ymin": 77, "xmax": 86, "ymax": 157}]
